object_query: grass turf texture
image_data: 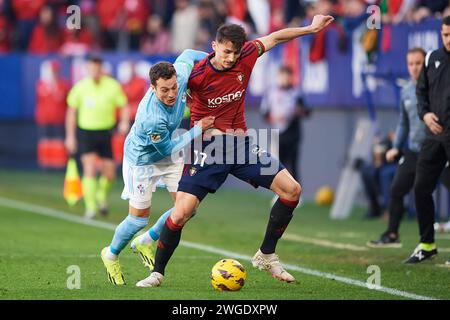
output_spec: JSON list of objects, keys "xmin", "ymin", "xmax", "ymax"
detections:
[{"xmin": 0, "ymin": 169, "xmax": 449, "ymax": 300}]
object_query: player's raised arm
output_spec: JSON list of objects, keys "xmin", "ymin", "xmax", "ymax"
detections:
[
  {"xmin": 257, "ymin": 14, "xmax": 334, "ymax": 53},
  {"xmin": 174, "ymin": 49, "xmax": 208, "ymax": 78}
]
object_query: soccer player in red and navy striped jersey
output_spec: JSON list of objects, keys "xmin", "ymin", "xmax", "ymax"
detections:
[{"xmin": 136, "ymin": 14, "xmax": 334, "ymax": 288}]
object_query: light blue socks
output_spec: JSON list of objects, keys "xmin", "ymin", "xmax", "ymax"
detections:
[
  {"xmin": 148, "ymin": 208, "xmax": 174, "ymax": 241},
  {"xmin": 109, "ymin": 214, "xmax": 149, "ymax": 255}
]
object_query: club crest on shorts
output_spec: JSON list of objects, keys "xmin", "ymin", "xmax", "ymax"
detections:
[
  {"xmin": 189, "ymin": 167, "xmax": 197, "ymax": 176},
  {"xmin": 237, "ymin": 73, "xmax": 244, "ymax": 84},
  {"xmin": 137, "ymin": 184, "xmax": 145, "ymax": 195},
  {"xmin": 150, "ymin": 134, "xmax": 161, "ymax": 143}
]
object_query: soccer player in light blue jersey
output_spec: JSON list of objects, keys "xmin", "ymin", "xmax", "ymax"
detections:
[{"xmin": 100, "ymin": 49, "xmax": 215, "ymax": 285}]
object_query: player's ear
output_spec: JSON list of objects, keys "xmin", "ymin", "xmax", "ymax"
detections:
[
  {"xmin": 211, "ymin": 40, "xmax": 217, "ymax": 51},
  {"xmin": 150, "ymin": 84, "xmax": 156, "ymax": 92}
]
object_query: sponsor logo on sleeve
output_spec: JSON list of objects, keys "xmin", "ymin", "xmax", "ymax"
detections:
[{"xmin": 150, "ymin": 134, "xmax": 161, "ymax": 143}]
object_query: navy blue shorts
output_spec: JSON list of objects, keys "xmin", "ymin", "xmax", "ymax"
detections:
[{"xmin": 178, "ymin": 135, "xmax": 284, "ymax": 201}]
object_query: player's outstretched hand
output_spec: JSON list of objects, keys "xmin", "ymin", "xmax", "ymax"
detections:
[
  {"xmin": 197, "ymin": 116, "xmax": 215, "ymax": 131},
  {"xmin": 310, "ymin": 14, "xmax": 334, "ymax": 33}
]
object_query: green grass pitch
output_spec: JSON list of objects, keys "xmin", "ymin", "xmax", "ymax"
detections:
[{"xmin": 0, "ymin": 169, "xmax": 449, "ymax": 300}]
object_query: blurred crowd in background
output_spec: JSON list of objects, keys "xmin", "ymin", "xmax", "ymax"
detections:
[{"xmin": 1, "ymin": 0, "xmax": 450, "ymax": 55}]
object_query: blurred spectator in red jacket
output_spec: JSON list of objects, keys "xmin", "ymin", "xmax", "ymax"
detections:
[
  {"xmin": 35, "ymin": 59, "xmax": 70, "ymax": 168},
  {"xmin": 97, "ymin": 0, "xmax": 150, "ymax": 50},
  {"xmin": 35, "ymin": 59, "xmax": 69, "ymax": 133},
  {"xmin": 225, "ymin": 0, "xmax": 247, "ymax": 22},
  {"xmin": 97, "ymin": 0, "xmax": 123, "ymax": 49},
  {"xmin": 12, "ymin": 0, "xmax": 46, "ymax": 50},
  {"xmin": 309, "ymin": 0, "xmax": 335, "ymax": 63},
  {"xmin": 60, "ymin": 26, "xmax": 95, "ymax": 56},
  {"xmin": 123, "ymin": 0, "xmax": 150, "ymax": 50},
  {"xmin": 270, "ymin": 0, "xmax": 285, "ymax": 33},
  {"xmin": 0, "ymin": 14, "xmax": 11, "ymax": 53},
  {"xmin": 140, "ymin": 14, "xmax": 169, "ymax": 55},
  {"xmin": 78, "ymin": 0, "xmax": 101, "ymax": 40},
  {"xmin": 28, "ymin": 5, "xmax": 64, "ymax": 54},
  {"xmin": 122, "ymin": 64, "xmax": 148, "ymax": 121}
]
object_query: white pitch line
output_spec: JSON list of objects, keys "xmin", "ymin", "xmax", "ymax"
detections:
[
  {"xmin": 283, "ymin": 233, "xmax": 368, "ymax": 251},
  {"xmin": 0, "ymin": 196, "xmax": 438, "ymax": 301}
]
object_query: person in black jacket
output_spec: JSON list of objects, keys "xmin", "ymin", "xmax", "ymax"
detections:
[{"xmin": 404, "ymin": 16, "xmax": 450, "ymax": 264}]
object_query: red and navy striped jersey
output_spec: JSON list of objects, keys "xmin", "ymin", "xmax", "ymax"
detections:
[{"xmin": 188, "ymin": 40, "xmax": 265, "ymax": 132}]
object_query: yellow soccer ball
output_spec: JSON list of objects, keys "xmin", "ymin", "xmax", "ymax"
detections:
[
  {"xmin": 315, "ymin": 186, "xmax": 334, "ymax": 206},
  {"xmin": 210, "ymin": 259, "xmax": 247, "ymax": 291}
]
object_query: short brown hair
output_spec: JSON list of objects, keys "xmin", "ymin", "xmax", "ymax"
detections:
[
  {"xmin": 149, "ymin": 62, "xmax": 176, "ymax": 86},
  {"xmin": 216, "ymin": 24, "xmax": 247, "ymax": 52},
  {"xmin": 407, "ymin": 47, "xmax": 426, "ymax": 57}
]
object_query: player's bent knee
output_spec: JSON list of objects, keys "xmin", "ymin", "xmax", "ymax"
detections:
[
  {"xmin": 170, "ymin": 210, "xmax": 192, "ymax": 226},
  {"xmin": 169, "ymin": 191, "xmax": 200, "ymax": 226},
  {"xmin": 294, "ymin": 182, "xmax": 302, "ymax": 198},
  {"xmin": 284, "ymin": 181, "xmax": 301, "ymax": 201}
]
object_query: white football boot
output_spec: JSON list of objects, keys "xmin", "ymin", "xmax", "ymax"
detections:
[
  {"xmin": 251, "ymin": 249, "xmax": 295, "ymax": 283},
  {"xmin": 136, "ymin": 271, "xmax": 164, "ymax": 287}
]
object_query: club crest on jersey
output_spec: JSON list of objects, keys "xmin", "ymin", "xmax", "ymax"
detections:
[
  {"xmin": 189, "ymin": 167, "xmax": 197, "ymax": 176},
  {"xmin": 150, "ymin": 134, "xmax": 161, "ymax": 143},
  {"xmin": 237, "ymin": 73, "xmax": 244, "ymax": 84}
]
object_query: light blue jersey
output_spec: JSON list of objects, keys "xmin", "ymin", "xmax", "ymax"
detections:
[{"xmin": 124, "ymin": 49, "xmax": 207, "ymax": 166}]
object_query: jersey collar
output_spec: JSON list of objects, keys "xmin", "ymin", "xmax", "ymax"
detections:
[{"xmin": 207, "ymin": 53, "xmax": 235, "ymax": 73}]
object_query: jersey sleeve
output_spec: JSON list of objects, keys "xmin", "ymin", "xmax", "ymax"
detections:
[
  {"xmin": 146, "ymin": 120, "xmax": 203, "ymax": 158},
  {"xmin": 174, "ymin": 49, "xmax": 208, "ymax": 81},
  {"xmin": 67, "ymin": 83, "xmax": 81, "ymax": 109},
  {"xmin": 240, "ymin": 40, "xmax": 266, "ymax": 68}
]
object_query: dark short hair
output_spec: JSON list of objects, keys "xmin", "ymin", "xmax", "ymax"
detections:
[
  {"xmin": 216, "ymin": 24, "xmax": 247, "ymax": 52},
  {"xmin": 149, "ymin": 62, "xmax": 176, "ymax": 86},
  {"xmin": 407, "ymin": 47, "xmax": 426, "ymax": 57},
  {"xmin": 442, "ymin": 15, "xmax": 450, "ymax": 27},
  {"xmin": 87, "ymin": 55, "xmax": 103, "ymax": 64}
]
